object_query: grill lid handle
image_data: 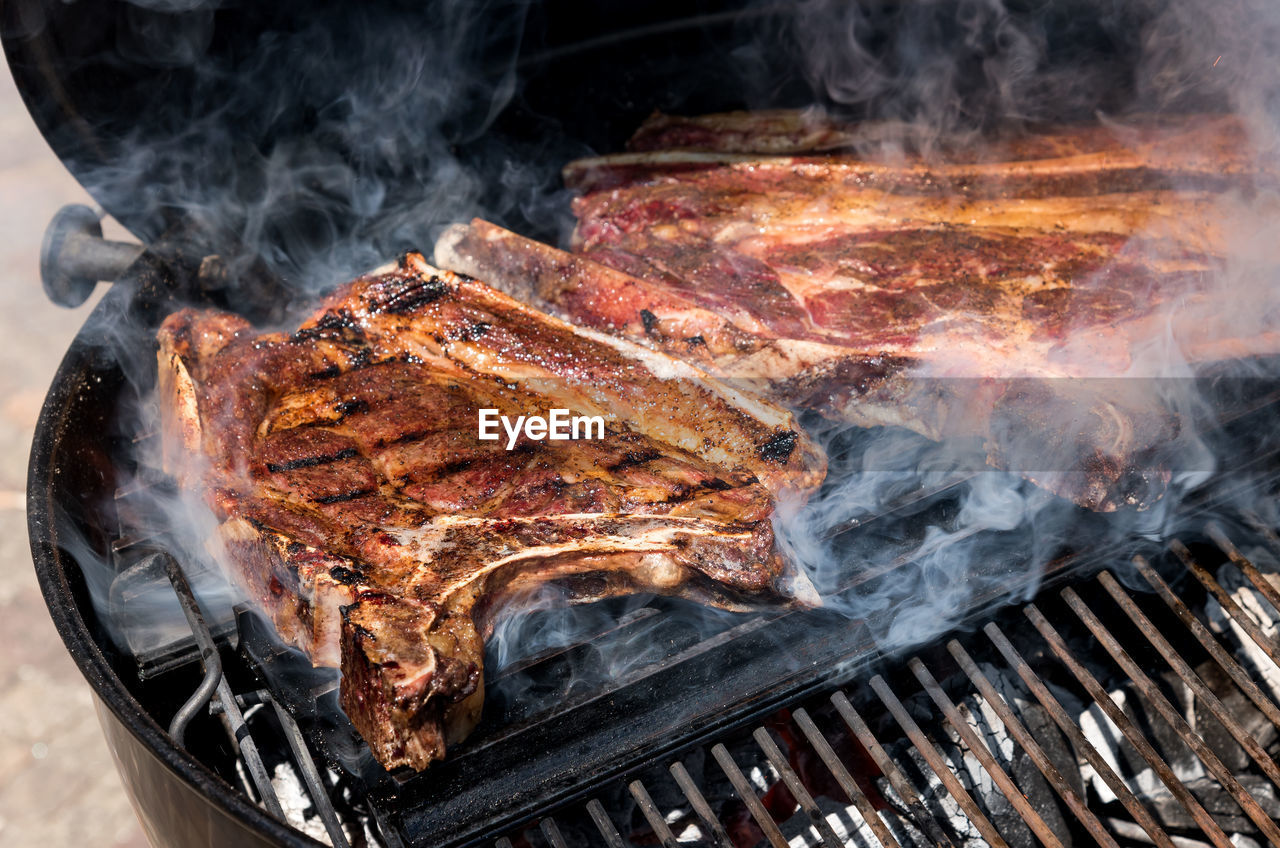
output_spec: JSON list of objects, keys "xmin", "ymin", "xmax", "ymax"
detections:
[{"xmin": 40, "ymin": 204, "xmax": 143, "ymax": 308}]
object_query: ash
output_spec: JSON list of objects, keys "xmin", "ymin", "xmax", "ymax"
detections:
[
  {"xmin": 233, "ymin": 701, "xmax": 385, "ymax": 848},
  {"xmin": 530, "ymin": 529, "xmax": 1280, "ymax": 848}
]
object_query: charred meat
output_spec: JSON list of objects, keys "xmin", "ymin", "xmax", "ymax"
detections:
[
  {"xmin": 437, "ymin": 111, "xmax": 1280, "ymax": 510},
  {"xmin": 158, "ymin": 253, "xmax": 824, "ymax": 770}
]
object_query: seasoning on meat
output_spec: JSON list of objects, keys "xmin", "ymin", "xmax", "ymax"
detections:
[
  {"xmin": 437, "ymin": 111, "xmax": 1280, "ymax": 511},
  {"xmin": 158, "ymin": 253, "xmax": 824, "ymax": 771}
]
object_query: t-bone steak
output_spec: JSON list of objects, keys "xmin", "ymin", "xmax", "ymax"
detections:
[
  {"xmin": 436, "ymin": 111, "xmax": 1280, "ymax": 511},
  {"xmin": 157, "ymin": 252, "xmax": 824, "ymax": 771}
]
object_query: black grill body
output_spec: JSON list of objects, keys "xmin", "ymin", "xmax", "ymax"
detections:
[{"xmin": 10, "ymin": 1, "xmax": 1279, "ymax": 846}]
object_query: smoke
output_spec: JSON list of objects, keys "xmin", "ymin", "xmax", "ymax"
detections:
[
  {"xmin": 742, "ymin": 0, "xmax": 1280, "ymax": 653},
  {"xmin": 776, "ymin": 0, "xmax": 1280, "ymax": 135},
  {"xmin": 483, "ymin": 586, "xmax": 749, "ymax": 725},
  {"xmin": 31, "ymin": 0, "xmax": 1280, "ymax": 800},
  {"xmin": 34, "ymin": 0, "xmax": 572, "ymax": 670},
  {"xmin": 55, "ymin": 0, "xmax": 582, "ymax": 294},
  {"xmin": 55, "ymin": 472, "xmax": 243, "ymax": 661}
]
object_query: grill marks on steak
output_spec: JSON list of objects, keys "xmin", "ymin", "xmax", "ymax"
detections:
[
  {"xmin": 255, "ymin": 359, "xmax": 745, "ymax": 519},
  {"xmin": 436, "ymin": 111, "xmax": 1278, "ymax": 511},
  {"xmin": 159, "ymin": 255, "xmax": 824, "ymax": 771}
]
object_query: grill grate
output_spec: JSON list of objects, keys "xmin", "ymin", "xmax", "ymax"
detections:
[
  {"xmin": 106, "ymin": 451, "xmax": 1280, "ymax": 846},
  {"xmin": 159, "ymin": 550, "xmax": 353, "ymax": 848},
  {"xmin": 516, "ymin": 523, "xmax": 1280, "ymax": 847},
  {"xmin": 101, "ymin": 391, "xmax": 1280, "ymax": 845}
]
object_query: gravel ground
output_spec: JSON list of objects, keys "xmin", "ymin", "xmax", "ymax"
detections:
[{"xmin": 0, "ymin": 61, "xmax": 150, "ymax": 847}]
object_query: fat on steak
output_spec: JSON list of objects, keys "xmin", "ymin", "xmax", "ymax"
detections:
[
  {"xmin": 436, "ymin": 111, "xmax": 1280, "ymax": 511},
  {"xmin": 158, "ymin": 253, "xmax": 824, "ymax": 771}
]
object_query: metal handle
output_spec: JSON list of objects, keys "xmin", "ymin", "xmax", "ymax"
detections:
[{"xmin": 40, "ymin": 204, "xmax": 144, "ymax": 307}]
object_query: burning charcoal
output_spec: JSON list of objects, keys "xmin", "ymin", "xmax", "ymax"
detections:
[
  {"xmin": 940, "ymin": 730, "xmax": 1046, "ymax": 848},
  {"xmin": 1103, "ymin": 817, "xmax": 1215, "ymax": 847},
  {"xmin": 1006, "ymin": 685, "xmax": 1086, "ymax": 803},
  {"xmin": 1206, "ymin": 559, "xmax": 1280, "ymax": 705},
  {"xmin": 628, "ymin": 761, "xmax": 700, "ymax": 843},
  {"xmin": 719, "ymin": 738, "xmax": 786, "ymax": 845},
  {"xmin": 1144, "ymin": 667, "xmax": 1237, "ymax": 772},
  {"xmin": 878, "ymin": 736, "xmax": 992, "ymax": 848},
  {"xmin": 269, "ymin": 759, "xmax": 335, "ymax": 844},
  {"xmin": 773, "ymin": 794, "xmax": 915, "ymax": 848},
  {"xmin": 228, "ymin": 701, "xmax": 380, "ymax": 847},
  {"xmin": 1077, "ymin": 682, "xmax": 1220, "ymax": 821},
  {"xmin": 874, "ymin": 673, "xmax": 1064, "ymax": 848},
  {"xmin": 1176, "ymin": 661, "xmax": 1278, "ymax": 771},
  {"xmin": 1076, "ymin": 670, "xmax": 1280, "ymax": 837},
  {"xmin": 957, "ymin": 665, "xmax": 1077, "ymax": 842},
  {"xmin": 1148, "ymin": 775, "xmax": 1280, "ymax": 836}
]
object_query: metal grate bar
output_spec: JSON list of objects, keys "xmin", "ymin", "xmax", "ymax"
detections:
[
  {"xmin": 669, "ymin": 761, "xmax": 735, "ymax": 848},
  {"xmin": 1133, "ymin": 555, "xmax": 1280, "ymax": 733},
  {"xmin": 753, "ymin": 727, "xmax": 844, "ymax": 847},
  {"xmin": 1243, "ymin": 509, "xmax": 1280, "ymax": 557},
  {"xmin": 1062, "ymin": 586, "xmax": 1280, "ymax": 844},
  {"xmin": 161, "ymin": 553, "xmax": 285, "ymax": 822},
  {"xmin": 830, "ymin": 692, "xmax": 957, "ymax": 848},
  {"xmin": 268, "ymin": 696, "xmax": 350, "ymax": 848},
  {"xmin": 539, "ymin": 817, "xmax": 570, "ymax": 848},
  {"xmin": 214, "ymin": 660, "xmax": 281, "ymax": 817},
  {"xmin": 945, "ymin": 639, "xmax": 1127, "ymax": 848},
  {"xmin": 1018, "ymin": 608, "xmax": 1233, "ymax": 848},
  {"xmin": 822, "ymin": 473, "xmax": 975, "ymax": 540},
  {"xmin": 585, "ymin": 799, "xmax": 627, "ymax": 848},
  {"xmin": 1096, "ymin": 570, "xmax": 1280, "ymax": 792},
  {"xmin": 907, "ymin": 658, "xmax": 1065, "ymax": 848},
  {"xmin": 628, "ymin": 779, "xmax": 681, "ymax": 848},
  {"xmin": 468, "ymin": 523, "xmax": 1280, "ymax": 848},
  {"xmin": 711, "ymin": 743, "xmax": 789, "ymax": 848},
  {"xmin": 791, "ymin": 707, "xmax": 900, "ymax": 848},
  {"xmin": 1173, "ymin": 540, "xmax": 1280, "ymax": 668},
  {"xmin": 167, "ymin": 629, "xmax": 223, "ymax": 746},
  {"xmin": 1207, "ymin": 521, "xmax": 1280, "ymax": 614},
  {"xmin": 868, "ymin": 675, "xmax": 1010, "ymax": 848}
]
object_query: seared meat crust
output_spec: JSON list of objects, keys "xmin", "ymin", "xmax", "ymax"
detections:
[
  {"xmin": 437, "ymin": 111, "xmax": 1280, "ymax": 511},
  {"xmin": 159, "ymin": 254, "xmax": 823, "ymax": 770}
]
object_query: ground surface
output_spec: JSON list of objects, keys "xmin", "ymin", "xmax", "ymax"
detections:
[{"xmin": 0, "ymin": 61, "xmax": 151, "ymax": 847}]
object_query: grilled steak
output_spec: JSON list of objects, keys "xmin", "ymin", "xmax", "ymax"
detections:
[
  {"xmin": 619, "ymin": 109, "xmax": 1267, "ymax": 166},
  {"xmin": 158, "ymin": 253, "xmax": 824, "ymax": 770},
  {"xmin": 437, "ymin": 111, "xmax": 1280, "ymax": 511}
]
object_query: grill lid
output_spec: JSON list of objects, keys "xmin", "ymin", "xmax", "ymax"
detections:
[
  {"xmin": 0, "ymin": 0, "xmax": 804, "ymax": 283},
  {"xmin": 2, "ymin": 0, "xmax": 1173, "ymax": 289}
]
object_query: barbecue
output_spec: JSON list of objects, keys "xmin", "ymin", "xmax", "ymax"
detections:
[
  {"xmin": 10, "ymin": 1, "xmax": 1280, "ymax": 847},
  {"xmin": 437, "ymin": 112, "xmax": 1280, "ymax": 512},
  {"xmin": 159, "ymin": 253, "xmax": 822, "ymax": 770}
]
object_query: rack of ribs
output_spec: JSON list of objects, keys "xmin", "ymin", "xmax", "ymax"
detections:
[
  {"xmin": 436, "ymin": 111, "xmax": 1280, "ymax": 511},
  {"xmin": 157, "ymin": 252, "xmax": 824, "ymax": 771}
]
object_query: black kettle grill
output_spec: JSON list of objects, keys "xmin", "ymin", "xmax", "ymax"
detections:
[{"xmin": 10, "ymin": 2, "xmax": 1280, "ymax": 846}]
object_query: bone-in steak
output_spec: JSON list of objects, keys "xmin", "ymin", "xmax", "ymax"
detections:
[
  {"xmin": 158, "ymin": 253, "xmax": 824, "ymax": 771},
  {"xmin": 436, "ymin": 112, "xmax": 1280, "ymax": 511}
]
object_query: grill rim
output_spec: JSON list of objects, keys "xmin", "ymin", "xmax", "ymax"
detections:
[
  {"xmin": 33, "ymin": 293, "xmax": 1280, "ymax": 848},
  {"xmin": 25, "ymin": 284, "xmax": 323, "ymax": 848}
]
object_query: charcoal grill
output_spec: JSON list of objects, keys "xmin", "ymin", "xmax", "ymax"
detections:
[
  {"xmin": 9, "ymin": 0, "xmax": 1280, "ymax": 846},
  {"xmin": 517, "ymin": 525, "xmax": 1280, "ymax": 848}
]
